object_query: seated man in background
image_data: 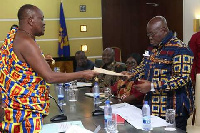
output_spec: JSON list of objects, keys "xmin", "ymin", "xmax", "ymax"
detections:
[
  {"xmin": 98, "ymin": 48, "xmax": 126, "ymax": 88},
  {"xmin": 75, "ymin": 51, "xmax": 94, "ymax": 72},
  {"xmin": 111, "ymin": 53, "xmax": 144, "ymax": 106}
]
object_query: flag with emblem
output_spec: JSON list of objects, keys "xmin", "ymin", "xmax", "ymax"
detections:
[{"xmin": 58, "ymin": 2, "xmax": 70, "ymax": 57}]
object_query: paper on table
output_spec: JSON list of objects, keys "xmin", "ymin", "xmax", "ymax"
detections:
[
  {"xmin": 100, "ymin": 103, "xmax": 168, "ymax": 130},
  {"xmin": 40, "ymin": 121, "xmax": 85, "ymax": 133},
  {"xmin": 85, "ymin": 93, "xmax": 105, "ymax": 98},
  {"xmin": 77, "ymin": 82, "xmax": 92, "ymax": 88},
  {"xmin": 65, "ymin": 125, "xmax": 93, "ymax": 133},
  {"xmin": 93, "ymin": 67, "xmax": 126, "ymax": 76}
]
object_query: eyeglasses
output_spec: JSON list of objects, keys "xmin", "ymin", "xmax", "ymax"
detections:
[{"xmin": 147, "ymin": 27, "xmax": 164, "ymax": 37}]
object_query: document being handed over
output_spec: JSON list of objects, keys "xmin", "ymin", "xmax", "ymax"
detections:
[{"xmin": 93, "ymin": 67, "xmax": 127, "ymax": 76}]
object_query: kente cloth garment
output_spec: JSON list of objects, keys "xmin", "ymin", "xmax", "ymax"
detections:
[
  {"xmin": 97, "ymin": 61, "xmax": 126, "ymax": 88},
  {"xmin": 131, "ymin": 31, "xmax": 194, "ymax": 117},
  {"xmin": 111, "ymin": 80, "xmax": 144, "ymax": 105},
  {"xmin": 189, "ymin": 32, "xmax": 200, "ymax": 82},
  {"xmin": 0, "ymin": 28, "xmax": 50, "ymax": 133}
]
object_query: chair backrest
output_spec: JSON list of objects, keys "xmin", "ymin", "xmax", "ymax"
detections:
[
  {"xmin": 195, "ymin": 74, "xmax": 200, "ymax": 126},
  {"xmin": 111, "ymin": 47, "xmax": 122, "ymax": 62}
]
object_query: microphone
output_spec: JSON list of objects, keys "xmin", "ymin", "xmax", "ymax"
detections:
[{"xmin": 49, "ymin": 94, "xmax": 67, "ymax": 122}]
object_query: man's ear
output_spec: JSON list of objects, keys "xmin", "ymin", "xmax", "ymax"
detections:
[{"xmin": 28, "ymin": 17, "xmax": 33, "ymax": 26}]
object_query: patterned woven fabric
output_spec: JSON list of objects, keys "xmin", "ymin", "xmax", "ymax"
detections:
[
  {"xmin": 0, "ymin": 28, "xmax": 50, "ymax": 133},
  {"xmin": 131, "ymin": 31, "xmax": 194, "ymax": 117}
]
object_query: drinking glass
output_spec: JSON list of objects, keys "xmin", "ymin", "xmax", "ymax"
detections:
[
  {"xmin": 104, "ymin": 87, "xmax": 111, "ymax": 99},
  {"xmin": 106, "ymin": 114, "xmax": 118, "ymax": 133},
  {"xmin": 165, "ymin": 109, "xmax": 176, "ymax": 131},
  {"xmin": 71, "ymin": 80, "xmax": 77, "ymax": 90},
  {"xmin": 69, "ymin": 101, "xmax": 76, "ymax": 113},
  {"xmin": 68, "ymin": 87, "xmax": 77, "ymax": 102}
]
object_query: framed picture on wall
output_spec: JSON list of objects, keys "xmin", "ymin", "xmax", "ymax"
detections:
[{"xmin": 80, "ymin": 5, "xmax": 86, "ymax": 12}]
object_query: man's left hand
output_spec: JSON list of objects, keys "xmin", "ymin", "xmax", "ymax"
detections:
[{"xmin": 134, "ymin": 79, "xmax": 151, "ymax": 93}]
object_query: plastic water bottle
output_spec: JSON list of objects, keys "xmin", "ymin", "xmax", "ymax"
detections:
[
  {"xmin": 64, "ymin": 83, "xmax": 70, "ymax": 101},
  {"xmin": 142, "ymin": 101, "xmax": 151, "ymax": 131},
  {"xmin": 64, "ymin": 83, "xmax": 70, "ymax": 92},
  {"xmin": 93, "ymin": 82, "xmax": 100, "ymax": 109},
  {"xmin": 104, "ymin": 100, "xmax": 112, "ymax": 128},
  {"xmin": 57, "ymin": 85, "xmax": 65, "ymax": 106}
]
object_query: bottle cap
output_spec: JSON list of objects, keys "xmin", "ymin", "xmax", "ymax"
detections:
[
  {"xmin": 94, "ymin": 82, "xmax": 98, "ymax": 86},
  {"xmin": 64, "ymin": 83, "xmax": 70, "ymax": 87},
  {"xmin": 144, "ymin": 101, "xmax": 148, "ymax": 104},
  {"xmin": 105, "ymin": 100, "xmax": 110, "ymax": 104}
]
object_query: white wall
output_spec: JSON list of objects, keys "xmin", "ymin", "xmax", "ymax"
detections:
[{"xmin": 183, "ymin": 0, "xmax": 200, "ymax": 44}]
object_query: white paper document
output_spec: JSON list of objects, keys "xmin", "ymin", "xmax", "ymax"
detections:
[
  {"xmin": 85, "ymin": 93, "xmax": 105, "ymax": 98},
  {"xmin": 93, "ymin": 67, "xmax": 125, "ymax": 76},
  {"xmin": 41, "ymin": 121, "xmax": 92, "ymax": 133},
  {"xmin": 77, "ymin": 82, "xmax": 92, "ymax": 88},
  {"xmin": 100, "ymin": 103, "xmax": 168, "ymax": 130}
]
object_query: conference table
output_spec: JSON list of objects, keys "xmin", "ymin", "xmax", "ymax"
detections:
[{"xmin": 43, "ymin": 85, "xmax": 185, "ymax": 133}]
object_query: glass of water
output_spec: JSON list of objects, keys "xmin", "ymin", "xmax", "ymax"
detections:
[
  {"xmin": 104, "ymin": 87, "xmax": 111, "ymax": 100},
  {"xmin": 71, "ymin": 80, "xmax": 77, "ymax": 90},
  {"xmin": 68, "ymin": 87, "xmax": 77, "ymax": 102},
  {"xmin": 107, "ymin": 114, "xmax": 118, "ymax": 133},
  {"xmin": 165, "ymin": 109, "xmax": 176, "ymax": 131}
]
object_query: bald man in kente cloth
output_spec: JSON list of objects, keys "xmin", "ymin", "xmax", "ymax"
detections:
[{"xmin": 0, "ymin": 4, "xmax": 97, "ymax": 132}]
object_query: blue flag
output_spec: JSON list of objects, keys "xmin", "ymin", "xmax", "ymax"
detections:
[{"xmin": 58, "ymin": 2, "xmax": 70, "ymax": 57}]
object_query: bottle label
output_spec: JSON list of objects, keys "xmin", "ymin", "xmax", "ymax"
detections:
[
  {"xmin": 143, "ymin": 116, "xmax": 151, "ymax": 124},
  {"xmin": 94, "ymin": 93, "xmax": 100, "ymax": 98},
  {"xmin": 104, "ymin": 115, "xmax": 112, "ymax": 128},
  {"xmin": 104, "ymin": 115, "xmax": 112, "ymax": 120}
]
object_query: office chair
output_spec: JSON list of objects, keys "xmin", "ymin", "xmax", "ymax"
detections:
[{"xmin": 111, "ymin": 47, "xmax": 122, "ymax": 62}]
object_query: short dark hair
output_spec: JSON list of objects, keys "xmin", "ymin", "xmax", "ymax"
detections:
[
  {"xmin": 17, "ymin": 4, "xmax": 35, "ymax": 20},
  {"xmin": 75, "ymin": 51, "xmax": 85, "ymax": 56}
]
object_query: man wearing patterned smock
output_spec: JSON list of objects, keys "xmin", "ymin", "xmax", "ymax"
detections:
[
  {"xmin": 125, "ymin": 16, "xmax": 194, "ymax": 131},
  {"xmin": 0, "ymin": 4, "xmax": 97, "ymax": 133}
]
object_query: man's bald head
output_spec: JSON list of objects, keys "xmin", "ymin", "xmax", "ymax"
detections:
[
  {"xmin": 102, "ymin": 48, "xmax": 115, "ymax": 65},
  {"xmin": 18, "ymin": 4, "xmax": 38, "ymax": 21},
  {"xmin": 146, "ymin": 16, "xmax": 169, "ymax": 46},
  {"xmin": 17, "ymin": 4, "xmax": 45, "ymax": 37},
  {"xmin": 147, "ymin": 16, "xmax": 168, "ymax": 31}
]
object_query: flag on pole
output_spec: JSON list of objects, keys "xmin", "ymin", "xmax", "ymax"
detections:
[{"xmin": 58, "ymin": 2, "xmax": 70, "ymax": 57}]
